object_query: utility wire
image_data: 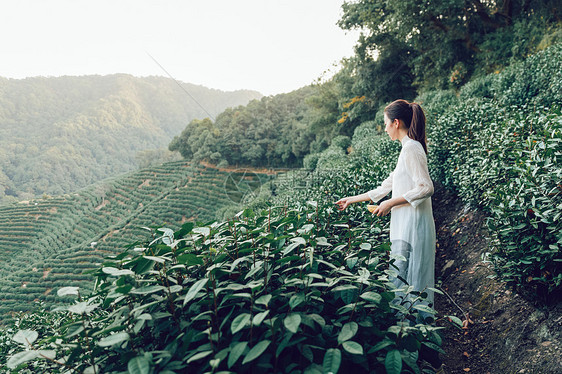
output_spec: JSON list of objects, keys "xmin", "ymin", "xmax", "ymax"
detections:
[{"xmin": 146, "ymin": 52, "xmax": 216, "ymax": 122}]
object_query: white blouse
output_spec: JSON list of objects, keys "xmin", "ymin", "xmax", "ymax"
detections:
[{"xmin": 367, "ymin": 135, "xmax": 436, "ymax": 306}]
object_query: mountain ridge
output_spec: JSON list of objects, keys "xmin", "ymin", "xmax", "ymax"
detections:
[{"xmin": 0, "ymin": 74, "xmax": 262, "ymax": 204}]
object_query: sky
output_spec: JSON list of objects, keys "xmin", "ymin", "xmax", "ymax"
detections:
[{"xmin": 0, "ymin": 0, "xmax": 361, "ymax": 96}]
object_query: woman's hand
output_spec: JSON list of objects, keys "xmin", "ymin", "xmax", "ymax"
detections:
[
  {"xmin": 335, "ymin": 193, "xmax": 372, "ymax": 211},
  {"xmin": 373, "ymin": 200, "xmax": 393, "ymax": 216},
  {"xmin": 373, "ymin": 197, "xmax": 409, "ymax": 216},
  {"xmin": 335, "ymin": 197, "xmax": 353, "ymax": 211}
]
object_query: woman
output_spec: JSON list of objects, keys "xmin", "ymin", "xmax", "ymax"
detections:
[{"xmin": 335, "ymin": 99, "xmax": 436, "ymax": 313}]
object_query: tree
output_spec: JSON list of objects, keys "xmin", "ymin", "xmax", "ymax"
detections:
[{"xmin": 338, "ymin": 0, "xmax": 561, "ymax": 90}]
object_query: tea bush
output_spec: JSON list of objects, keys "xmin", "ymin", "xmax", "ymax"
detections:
[
  {"xmin": 422, "ymin": 42, "xmax": 562, "ymax": 297},
  {"xmin": 0, "ymin": 307, "xmax": 69, "ymax": 373},
  {"xmin": 486, "ymin": 110, "xmax": 562, "ymax": 297},
  {"xmin": 0, "ymin": 161, "xmax": 269, "ymax": 320},
  {"xmin": 5, "ymin": 203, "xmax": 446, "ymax": 373}
]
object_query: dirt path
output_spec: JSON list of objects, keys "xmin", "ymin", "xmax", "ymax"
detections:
[{"xmin": 432, "ymin": 183, "xmax": 562, "ymax": 373}]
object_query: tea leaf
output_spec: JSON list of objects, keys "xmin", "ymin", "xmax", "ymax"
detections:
[
  {"xmin": 12, "ymin": 330, "xmax": 38, "ymax": 347},
  {"xmin": 342, "ymin": 341, "xmax": 363, "ymax": 355},
  {"xmin": 337, "ymin": 322, "xmax": 358, "ymax": 344},
  {"xmin": 284, "ymin": 313, "xmax": 302, "ymax": 334},
  {"xmin": 322, "ymin": 348, "xmax": 341, "ymax": 374},
  {"xmin": 385, "ymin": 349, "xmax": 402, "ymax": 374},
  {"xmin": 231, "ymin": 313, "xmax": 251, "ymax": 334},
  {"xmin": 242, "ymin": 340, "xmax": 271, "ymax": 364},
  {"xmin": 128, "ymin": 356, "xmax": 150, "ymax": 374},
  {"xmin": 98, "ymin": 332, "xmax": 130, "ymax": 347},
  {"xmin": 183, "ymin": 278, "xmax": 208, "ymax": 306},
  {"xmin": 228, "ymin": 341, "xmax": 248, "ymax": 368}
]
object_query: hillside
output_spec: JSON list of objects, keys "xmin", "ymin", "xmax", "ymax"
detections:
[
  {"xmin": 0, "ymin": 75, "xmax": 262, "ymax": 205},
  {"xmin": 0, "ymin": 161, "xmax": 272, "ymax": 318},
  {"xmin": 169, "ymin": 85, "xmax": 324, "ymax": 168},
  {"xmin": 0, "ymin": 3, "xmax": 560, "ymax": 370},
  {"xmin": 433, "ymin": 182, "xmax": 562, "ymax": 373}
]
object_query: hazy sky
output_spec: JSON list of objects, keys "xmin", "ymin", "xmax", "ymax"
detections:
[{"xmin": 0, "ymin": 0, "xmax": 360, "ymax": 96}]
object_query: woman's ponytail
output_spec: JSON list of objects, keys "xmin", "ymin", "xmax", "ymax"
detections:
[
  {"xmin": 384, "ymin": 99, "xmax": 428, "ymax": 154},
  {"xmin": 408, "ymin": 103, "xmax": 427, "ymax": 154}
]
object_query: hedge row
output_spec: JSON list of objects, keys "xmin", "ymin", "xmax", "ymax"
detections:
[{"xmin": 420, "ymin": 42, "xmax": 562, "ymax": 298}]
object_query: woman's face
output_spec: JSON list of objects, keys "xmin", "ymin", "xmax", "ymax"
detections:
[{"xmin": 384, "ymin": 113, "xmax": 399, "ymax": 141}]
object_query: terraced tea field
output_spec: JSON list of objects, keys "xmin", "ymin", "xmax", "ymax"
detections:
[{"xmin": 0, "ymin": 161, "xmax": 271, "ymax": 319}]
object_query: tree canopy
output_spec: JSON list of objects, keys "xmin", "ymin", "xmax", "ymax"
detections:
[
  {"xmin": 170, "ymin": 86, "xmax": 325, "ymax": 168},
  {"xmin": 339, "ymin": 0, "xmax": 561, "ymax": 93}
]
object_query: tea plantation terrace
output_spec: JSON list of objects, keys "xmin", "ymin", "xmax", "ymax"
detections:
[{"xmin": 0, "ymin": 161, "xmax": 271, "ymax": 319}]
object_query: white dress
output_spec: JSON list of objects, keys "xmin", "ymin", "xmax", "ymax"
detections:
[{"xmin": 367, "ymin": 135, "xmax": 436, "ymax": 307}]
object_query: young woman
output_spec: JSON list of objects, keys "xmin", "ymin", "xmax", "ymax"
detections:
[{"xmin": 335, "ymin": 99, "xmax": 436, "ymax": 312}]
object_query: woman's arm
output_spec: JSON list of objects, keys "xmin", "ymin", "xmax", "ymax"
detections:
[
  {"xmin": 334, "ymin": 193, "xmax": 371, "ymax": 210},
  {"xmin": 366, "ymin": 171, "xmax": 394, "ymax": 203},
  {"xmin": 335, "ymin": 171, "xmax": 395, "ymax": 211},
  {"xmin": 402, "ymin": 143, "xmax": 434, "ymax": 208}
]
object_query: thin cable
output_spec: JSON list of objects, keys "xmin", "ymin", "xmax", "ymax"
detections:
[
  {"xmin": 146, "ymin": 52, "xmax": 216, "ymax": 121},
  {"xmin": 438, "ymin": 285, "xmax": 469, "ymax": 322}
]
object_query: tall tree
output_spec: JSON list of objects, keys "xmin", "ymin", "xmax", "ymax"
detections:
[{"xmin": 338, "ymin": 0, "xmax": 560, "ymax": 90}]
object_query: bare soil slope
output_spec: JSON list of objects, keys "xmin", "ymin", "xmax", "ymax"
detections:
[{"xmin": 433, "ymin": 183, "xmax": 562, "ymax": 374}]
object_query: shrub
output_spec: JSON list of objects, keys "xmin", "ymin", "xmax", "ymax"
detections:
[
  {"xmin": 6, "ymin": 207, "xmax": 447, "ymax": 373},
  {"xmin": 426, "ymin": 54, "xmax": 562, "ymax": 297},
  {"xmin": 458, "ymin": 75, "xmax": 494, "ymax": 101},
  {"xmin": 303, "ymin": 152, "xmax": 321, "ymax": 170},
  {"xmin": 490, "ymin": 42, "xmax": 562, "ymax": 108},
  {"xmin": 315, "ymin": 146, "xmax": 347, "ymax": 170},
  {"xmin": 486, "ymin": 110, "xmax": 562, "ymax": 297},
  {"xmin": 330, "ymin": 135, "xmax": 352, "ymax": 150}
]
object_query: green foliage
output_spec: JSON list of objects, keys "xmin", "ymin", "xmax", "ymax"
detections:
[
  {"xmin": 331, "ymin": 136, "xmax": 351, "ymax": 150},
  {"xmin": 421, "ymin": 42, "xmax": 562, "ymax": 297},
  {"xmin": 537, "ymin": 23, "xmax": 562, "ymax": 51},
  {"xmin": 168, "ymin": 60, "xmax": 401, "ymax": 170},
  {"xmin": 0, "ymin": 75, "xmax": 261, "ymax": 206},
  {"xmin": 135, "ymin": 148, "xmax": 183, "ymax": 169},
  {"xmin": 0, "ymin": 161, "xmax": 272, "ymax": 319},
  {"xmin": 333, "ymin": 0, "xmax": 561, "ymax": 136},
  {"xmin": 490, "ymin": 43, "xmax": 562, "ymax": 108},
  {"xmin": 5, "ymin": 203, "xmax": 442, "ymax": 373},
  {"xmin": 0, "ymin": 307, "xmax": 70, "ymax": 372},
  {"xmin": 169, "ymin": 86, "xmax": 319, "ymax": 168},
  {"xmin": 474, "ymin": 17, "xmax": 559, "ymax": 76},
  {"xmin": 487, "ymin": 112, "xmax": 562, "ymax": 297},
  {"xmin": 303, "ymin": 153, "xmax": 321, "ymax": 170}
]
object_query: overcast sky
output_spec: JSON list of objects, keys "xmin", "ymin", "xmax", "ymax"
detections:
[{"xmin": 0, "ymin": 0, "xmax": 360, "ymax": 96}]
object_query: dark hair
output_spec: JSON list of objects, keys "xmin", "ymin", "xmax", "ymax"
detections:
[{"xmin": 384, "ymin": 99, "xmax": 427, "ymax": 154}]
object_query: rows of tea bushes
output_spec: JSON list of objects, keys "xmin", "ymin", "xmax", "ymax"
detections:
[
  {"xmin": 284, "ymin": 42, "xmax": 562, "ymax": 300},
  {"xmin": 2, "ymin": 126, "xmax": 454, "ymax": 373},
  {"xmin": 3, "ymin": 201, "xmax": 446, "ymax": 373},
  {"xmin": 0, "ymin": 161, "xmax": 270, "ymax": 319},
  {"xmin": 419, "ymin": 42, "xmax": 562, "ymax": 298}
]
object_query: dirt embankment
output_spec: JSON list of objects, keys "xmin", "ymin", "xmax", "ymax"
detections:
[{"xmin": 433, "ymin": 183, "xmax": 562, "ymax": 374}]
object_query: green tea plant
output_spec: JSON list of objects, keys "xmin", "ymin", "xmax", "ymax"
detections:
[
  {"xmin": 421, "ymin": 42, "xmax": 562, "ymax": 298},
  {"xmin": 0, "ymin": 306, "xmax": 70, "ymax": 373},
  {"xmin": 486, "ymin": 110, "xmax": 562, "ymax": 297},
  {"xmin": 0, "ymin": 161, "xmax": 272, "ymax": 320},
  {"xmin": 6, "ymin": 202, "xmax": 447, "ymax": 373}
]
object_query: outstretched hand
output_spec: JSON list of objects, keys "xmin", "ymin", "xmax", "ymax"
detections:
[{"xmin": 334, "ymin": 197, "xmax": 352, "ymax": 211}]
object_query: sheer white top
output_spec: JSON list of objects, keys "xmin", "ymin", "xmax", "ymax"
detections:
[{"xmin": 367, "ymin": 135, "xmax": 436, "ymax": 304}]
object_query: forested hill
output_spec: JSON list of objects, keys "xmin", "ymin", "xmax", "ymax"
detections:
[{"xmin": 0, "ymin": 75, "xmax": 262, "ymax": 205}]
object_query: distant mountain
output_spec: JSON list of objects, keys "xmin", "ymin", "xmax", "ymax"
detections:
[{"xmin": 0, "ymin": 74, "xmax": 262, "ymax": 204}]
